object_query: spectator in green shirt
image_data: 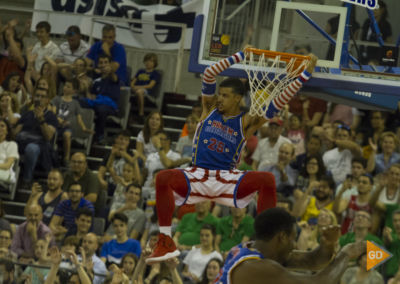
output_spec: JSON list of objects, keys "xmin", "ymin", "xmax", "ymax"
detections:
[
  {"xmin": 173, "ymin": 201, "xmax": 219, "ymax": 250},
  {"xmin": 339, "ymin": 210, "xmax": 382, "ymax": 248},
  {"xmin": 215, "ymin": 207, "xmax": 254, "ymax": 254},
  {"xmin": 383, "ymin": 209, "xmax": 400, "ymax": 278}
]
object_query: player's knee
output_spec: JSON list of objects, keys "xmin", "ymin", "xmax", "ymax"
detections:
[
  {"xmin": 155, "ymin": 169, "xmax": 179, "ymax": 186},
  {"xmin": 261, "ymin": 172, "xmax": 276, "ymax": 189},
  {"xmin": 249, "ymin": 171, "xmax": 276, "ymax": 189}
]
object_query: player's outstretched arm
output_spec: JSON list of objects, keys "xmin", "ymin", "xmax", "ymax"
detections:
[
  {"xmin": 201, "ymin": 52, "xmax": 245, "ymax": 119},
  {"xmin": 285, "ymin": 225, "xmax": 340, "ymax": 271}
]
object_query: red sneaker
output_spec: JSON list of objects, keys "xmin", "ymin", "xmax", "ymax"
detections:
[{"xmin": 145, "ymin": 233, "xmax": 180, "ymax": 264}]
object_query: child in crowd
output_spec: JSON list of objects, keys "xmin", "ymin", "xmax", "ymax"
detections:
[
  {"xmin": 175, "ymin": 114, "xmax": 199, "ymax": 158},
  {"xmin": 121, "ymin": 253, "xmax": 138, "ymax": 280},
  {"xmin": 51, "ymin": 78, "xmax": 93, "ymax": 164},
  {"xmin": 20, "ymin": 238, "xmax": 51, "ymax": 283},
  {"xmin": 98, "ymin": 130, "xmax": 141, "ymax": 192},
  {"xmin": 109, "ymin": 162, "xmax": 142, "ymax": 209},
  {"xmin": 130, "ymin": 53, "xmax": 160, "ymax": 121},
  {"xmin": 106, "ymin": 184, "xmax": 146, "ymax": 240},
  {"xmin": 100, "ymin": 213, "xmax": 142, "ymax": 266},
  {"xmin": 59, "ymin": 236, "xmax": 80, "ymax": 270},
  {"xmin": 182, "ymin": 224, "xmax": 223, "ymax": 282}
]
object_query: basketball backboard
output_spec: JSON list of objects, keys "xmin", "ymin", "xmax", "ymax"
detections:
[{"xmin": 188, "ymin": 0, "xmax": 400, "ymax": 111}]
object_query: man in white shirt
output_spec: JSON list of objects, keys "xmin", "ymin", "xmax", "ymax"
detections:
[
  {"xmin": 143, "ymin": 131, "xmax": 190, "ymax": 199},
  {"xmin": 323, "ymin": 124, "xmax": 361, "ymax": 185},
  {"xmin": 252, "ymin": 117, "xmax": 291, "ymax": 171},
  {"xmin": 262, "ymin": 143, "xmax": 297, "ymax": 197},
  {"xmin": 81, "ymin": 233, "xmax": 108, "ymax": 284},
  {"xmin": 59, "ymin": 26, "xmax": 90, "ymax": 64},
  {"xmin": 31, "ymin": 21, "xmax": 62, "ymax": 71}
]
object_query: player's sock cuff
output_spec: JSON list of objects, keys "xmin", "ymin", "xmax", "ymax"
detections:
[
  {"xmin": 263, "ymin": 102, "xmax": 280, "ymax": 120},
  {"xmin": 299, "ymin": 70, "xmax": 311, "ymax": 82},
  {"xmin": 202, "ymin": 81, "xmax": 216, "ymax": 97},
  {"xmin": 227, "ymin": 51, "xmax": 245, "ymax": 65}
]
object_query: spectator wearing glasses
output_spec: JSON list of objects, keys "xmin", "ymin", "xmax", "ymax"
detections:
[
  {"xmin": 59, "ymin": 26, "xmax": 90, "ymax": 64},
  {"xmin": 49, "ymin": 183, "xmax": 94, "ymax": 240},
  {"xmin": 62, "ymin": 152, "xmax": 102, "ymax": 214},
  {"xmin": 294, "ymin": 154, "xmax": 326, "ymax": 200},
  {"xmin": 14, "ymin": 87, "xmax": 58, "ymax": 185},
  {"xmin": 339, "ymin": 210, "xmax": 382, "ymax": 248},
  {"xmin": 323, "ymin": 124, "xmax": 361, "ymax": 185}
]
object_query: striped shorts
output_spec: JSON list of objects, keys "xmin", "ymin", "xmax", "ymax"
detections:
[{"xmin": 175, "ymin": 167, "xmax": 255, "ymax": 208}]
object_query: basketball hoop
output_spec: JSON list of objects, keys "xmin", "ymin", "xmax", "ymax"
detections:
[{"xmin": 243, "ymin": 48, "xmax": 310, "ymax": 117}]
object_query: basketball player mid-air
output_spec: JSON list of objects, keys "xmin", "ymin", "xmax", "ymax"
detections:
[{"xmin": 146, "ymin": 50, "xmax": 318, "ymax": 264}]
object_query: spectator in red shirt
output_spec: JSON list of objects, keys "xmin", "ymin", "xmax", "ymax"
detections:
[
  {"xmin": 289, "ymin": 94, "xmax": 327, "ymax": 128},
  {"xmin": 0, "ymin": 27, "xmax": 25, "ymax": 84}
]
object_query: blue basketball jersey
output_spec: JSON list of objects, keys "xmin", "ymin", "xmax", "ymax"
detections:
[
  {"xmin": 215, "ymin": 243, "xmax": 264, "ymax": 284},
  {"xmin": 192, "ymin": 108, "xmax": 246, "ymax": 170}
]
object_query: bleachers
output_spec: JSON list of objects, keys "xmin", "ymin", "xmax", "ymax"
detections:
[{"xmin": 3, "ymin": 92, "xmax": 197, "ymax": 225}]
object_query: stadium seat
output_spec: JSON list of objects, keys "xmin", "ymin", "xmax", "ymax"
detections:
[
  {"xmin": 105, "ymin": 86, "xmax": 131, "ymax": 137},
  {"xmin": 0, "ymin": 162, "xmax": 20, "ymax": 200},
  {"xmin": 71, "ymin": 108, "xmax": 95, "ymax": 156}
]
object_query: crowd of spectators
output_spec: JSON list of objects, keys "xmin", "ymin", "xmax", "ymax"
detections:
[{"xmin": 0, "ymin": 5, "xmax": 399, "ymax": 283}]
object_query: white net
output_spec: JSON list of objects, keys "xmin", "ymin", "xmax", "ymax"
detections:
[{"xmin": 243, "ymin": 51, "xmax": 309, "ymax": 117}]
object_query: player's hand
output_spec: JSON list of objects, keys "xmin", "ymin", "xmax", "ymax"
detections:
[
  {"xmin": 306, "ymin": 54, "xmax": 318, "ymax": 74},
  {"xmin": 320, "ymin": 225, "xmax": 341, "ymax": 247},
  {"xmin": 340, "ymin": 241, "xmax": 366, "ymax": 259}
]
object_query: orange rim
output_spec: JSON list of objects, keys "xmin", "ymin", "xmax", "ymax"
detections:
[{"xmin": 245, "ymin": 48, "xmax": 311, "ymax": 63}]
